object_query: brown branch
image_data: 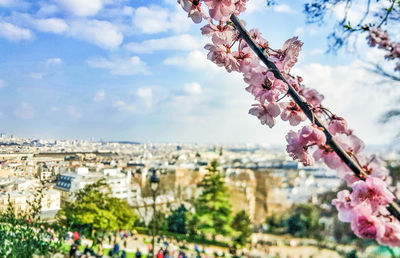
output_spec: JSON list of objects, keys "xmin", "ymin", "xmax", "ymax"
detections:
[{"xmin": 229, "ymin": 13, "xmax": 400, "ymax": 221}]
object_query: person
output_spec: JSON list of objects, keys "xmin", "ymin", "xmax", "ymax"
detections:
[
  {"xmin": 135, "ymin": 248, "xmax": 142, "ymax": 258},
  {"xmin": 120, "ymin": 250, "xmax": 127, "ymax": 258},
  {"xmin": 73, "ymin": 231, "xmax": 79, "ymax": 242},
  {"xmin": 157, "ymin": 248, "xmax": 164, "ymax": 258},
  {"xmin": 69, "ymin": 244, "xmax": 78, "ymax": 257},
  {"xmin": 163, "ymin": 248, "xmax": 169, "ymax": 258},
  {"xmin": 98, "ymin": 244, "xmax": 103, "ymax": 257},
  {"xmin": 113, "ymin": 241, "xmax": 120, "ymax": 256},
  {"xmin": 178, "ymin": 251, "xmax": 186, "ymax": 258}
]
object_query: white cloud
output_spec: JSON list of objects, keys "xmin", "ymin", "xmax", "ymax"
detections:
[
  {"xmin": 122, "ymin": 6, "xmax": 134, "ymax": 15},
  {"xmin": 68, "ymin": 20, "xmax": 123, "ymax": 49},
  {"xmin": 184, "ymin": 82, "xmax": 202, "ymax": 95},
  {"xmin": 27, "ymin": 72, "xmax": 45, "ymax": 79},
  {"xmin": 137, "ymin": 87, "xmax": 153, "ymax": 107},
  {"xmin": 87, "ymin": 56, "xmax": 149, "ymax": 75},
  {"xmin": 0, "ymin": 22, "xmax": 32, "ymax": 42},
  {"xmin": 133, "ymin": 5, "xmax": 190, "ymax": 34},
  {"xmin": 56, "ymin": 0, "xmax": 103, "ymax": 16},
  {"xmin": 294, "ymin": 61, "xmax": 400, "ymax": 144},
  {"xmin": 246, "ymin": 0, "xmax": 269, "ymax": 13},
  {"xmin": 37, "ymin": 4, "xmax": 59, "ymax": 16},
  {"xmin": 125, "ymin": 34, "xmax": 203, "ymax": 54},
  {"xmin": 34, "ymin": 18, "xmax": 68, "ymax": 34},
  {"xmin": 273, "ymin": 4, "xmax": 297, "ymax": 14},
  {"xmin": 163, "ymin": 50, "xmax": 219, "ymax": 72},
  {"xmin": 134, "ymin": 6, "xmax": 169, "ymax": 34},
  {"xmin": 0, "ymin": 79, "xmax": 6, "ymax": 88},
  {"xmin": 14, "ymin": 102, "xmax": 34, "ymax": 119},
  {"xmin": 0, "ymin": 0, "xmax": 25, "ymax": 7},
  {"xmin": 114, "ymin": 100, "xmax": 135, "ymax": 113},
  {"xmin": 93, "ymin": 90, "xmax": 105, "ymax": 102},
  {"xmin": 309, "ymin": 49, "xmax": 324, "ymax": 55},
  {"xmin": 46, "ymin": 57, "xmax": 62, "ymax": 66},
  {"xmin": 67, "ymin": 106, "xmax": 82, "ymax": 118},
  {"xmin": 294, "ymin": 27, "xmax": 304, "ymax": 36}
]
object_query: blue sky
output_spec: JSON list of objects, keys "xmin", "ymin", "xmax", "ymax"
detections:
[{"xmin": 0, "ymin": 0, "xmax": 398, "ymax": 145}]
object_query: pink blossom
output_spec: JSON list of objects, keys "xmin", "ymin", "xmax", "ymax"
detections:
[
  {"xmin": 286, "ymin": 125, "xmax": 326, "ymax": 166},
  {"xmin": 201, "ymin": 22, "xmax": 236, "ymax": 45},
  {"xmin": 248, "ymin": 102, "xmax": 280, "ymax": 128},
  {"xmin": 386, "ymin": 43, "xmax": 400, "ymax": 59},
  {"xmin": 377, "ymin": 222, "xmax": 400, "ymax": 247},
  {"xmin": 245, "ymin": 71, "xmax": 287, "ymax": 103},
  {"xmin": 300, "ymin": 125, "xmax": 326, "ymax": 146},
  {"xmin": 249, "ymin": 29, "xmax": 268, "ymax": 49},
  {"xmin": 313, "ymin": 133, "xmax": 364, "ymax": 182},
  {"xmin": 235, "ymin": 47, "xmax": 259, "ymax": 74},
  {"xmin": 351, "ymin": 177, "xmax": 394, "ymax": 210},
  {"xmin": 286, "ymin": 130, "xmax": 315, "ymax": 166},
  {"xmin": 300, "ymin": 88, "xmax": 324, "ymax": 107},
  {"xmin": 335, "ymin": 133, "xmax": 364, "ymax": 156},
  {"xmin": 203, "ymin": 0, "xmax": 235, "ymax": 21},
  {"xmin": 288, "ymin": 77, "xmax": 300, "ymax": 92},
  {"xmin": 332, "ymin": 190, "xmax": 354, "ymax": 222},
  {"xmin": 234, "ymin": 0, "xmax": 247, "ymax": 16},
  {"xmin": 368, "ymin": 28, "xmax": 391, "ymax": 50},
  {"xmin": 358, "ymin": 154, "xmax": 390, "ymax": 181},
  {"xmin": 281, "ymin": 37, "xmax": 303, "ymax": 74},
  {"xmin": 280, "ymin": 101, "xmax": 307, "ymax": 126},
  {"xmin": 351, "ymin": 204, "xmax": 385, "ymax": 239},
  {"xmin": 204, "ymin": 43, "xmax": 240, "ymax": 72},
  {"xmin": 178, "ymin": 0, "xmax": 205, "ymax": 23},
  {"xmin": 313, "ymin": 146, "xmax": 351, "ymax": 173},
  {"xmin": 328, "ymin": 116, "xmax": 348, "ymax": 135}
]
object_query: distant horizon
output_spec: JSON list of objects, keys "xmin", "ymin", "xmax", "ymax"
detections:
[{"xmin": 0, "ymin": 131, "xmax": 399, "ymax": 151}]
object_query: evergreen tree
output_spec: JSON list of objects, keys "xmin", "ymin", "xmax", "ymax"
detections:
[
  {"xmin": 167, "ymin": 204, "xmax": 187, "ymax": 234},
  {"xmin": 231, "ymin": 210, "xmax": 252, "ymax": 247},
  {"xmin": 286, "ymin": 203, "xmax": 323, "ymax": 238},
  {"xmin": 194, "ymin": 160, "xmax": 233, "ymax": 239}
]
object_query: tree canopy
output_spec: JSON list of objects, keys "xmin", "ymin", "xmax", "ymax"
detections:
[
  {"xmin": 56, "ymin": 179, "xmax": 137, "ymax": 238},
  {"xmin": 231, "ymin": 210, "xmax": 252, "ymax": 247},
  {"xmin": 0, "ymin": 187, "xmax": 64, "ymax": 257}
]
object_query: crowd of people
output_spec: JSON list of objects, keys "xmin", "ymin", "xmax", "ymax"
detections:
[{"xmin": 67, "ymin": 230, "xmax": 206, "ymax": 258}]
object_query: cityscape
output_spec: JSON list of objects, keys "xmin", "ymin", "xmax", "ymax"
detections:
[
  {"xmin": 1, "ymin": 0, "xmax": 400, "ymax": 257},
  {"xmin": 0, "ymin": 133, "xmax": 399, "ymax": 257}
]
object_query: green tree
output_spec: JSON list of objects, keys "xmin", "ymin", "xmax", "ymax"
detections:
[
  {"xmin": 148, "ymin": 210, "xmax": 167, "ymax": 236},
  {"xmin": 186, "ymin": 211, "xmax": 200, "ymax": 236},
  {"xmin": 168, "ymin": 204, "xmax": 187, "ymax": 234},
  {"xmin": 194, "ymin": 160, "xmax": 233, "ymax": 239},
  {"xmin": 0, "ymin": 186, "xmax": 65, "ymax": 257},
  {"xmin": 286, "ymin": 204, "xmax": 323, "ymax": 238},
  {"xmin": 231, "ymin": 210, "xmax": 252, "ymax": 247},
  {"xmin": 57, "ymin": 179, "xmax": 137, "ymax": 241}
]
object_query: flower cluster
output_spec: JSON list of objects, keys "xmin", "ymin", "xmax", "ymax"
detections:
[
  {"xmin": 367, "ymin": 28, "xmax": 400, "ymax": 72},
  {"xmin": 178, "ymin": 0, "xmax": 400, "ymax": 245}
]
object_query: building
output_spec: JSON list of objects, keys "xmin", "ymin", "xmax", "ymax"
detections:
[
  {"xmin": 0, "ymin": 177, "xmax": 60, "ymax": 217},
  {"xmin": 55, "ymin": 167, "xmax": 141, "ymax": 206}
]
